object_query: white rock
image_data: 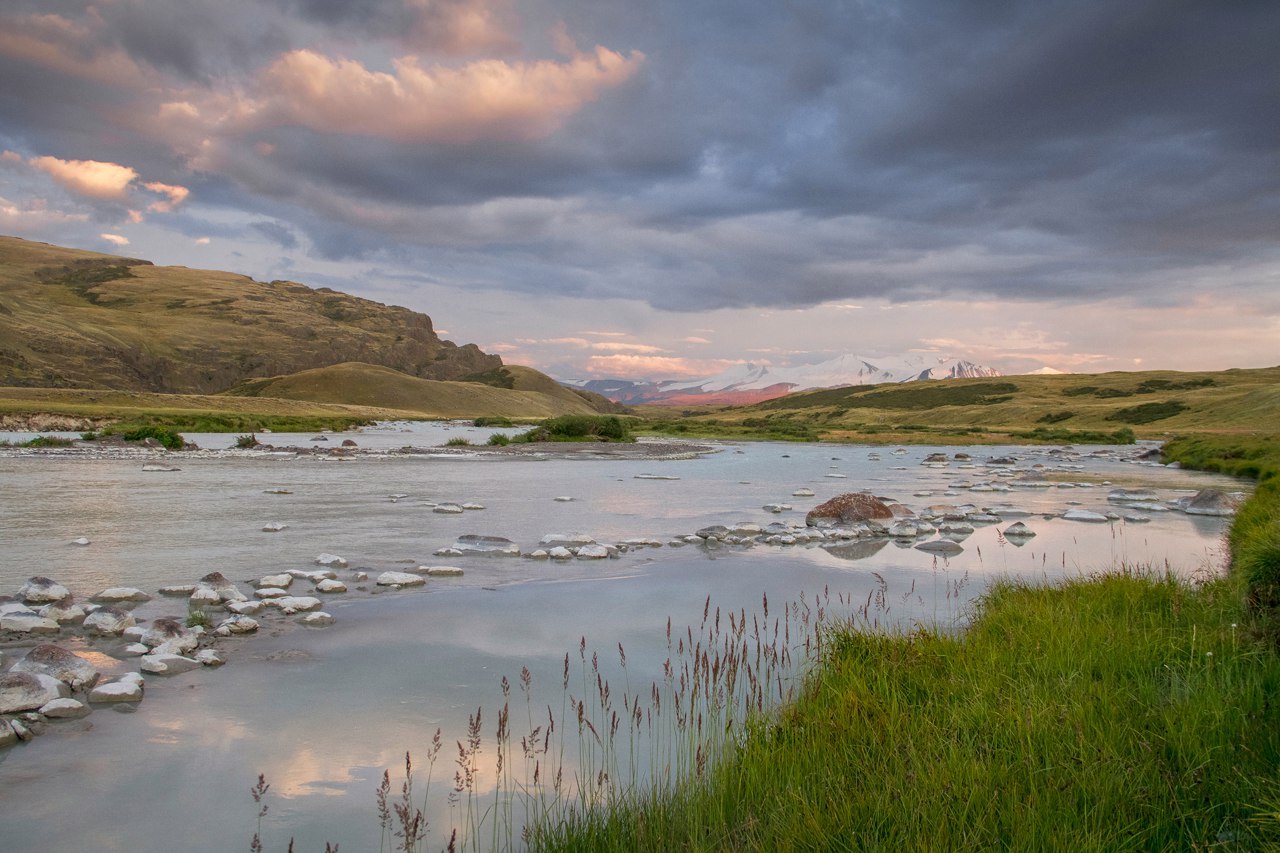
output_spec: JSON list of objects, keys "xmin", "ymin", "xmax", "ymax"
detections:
[
  {"xmin": 540, "ymin": 533, "xmax": 597, "ymax": 547},
  {"xmin": 315, "ymin": 553, "xmax": 348, "ymax": 567},
  {"xmin": 576, "ymin": 544, "xmax": 611, "ymax": 559},
  {"xmin": 254, "ymin": 587, "xmax": 290, "ymax": 599},
  {"xmin": 225, "ymin": 600, "xmax": 264, "ymax": 615},
  {"xmin": 548, "ymin": 546, "xmax": 573, "ymax": 560},
  {"xmin": 18, "ymin": 577, "xmax": 70, "ymax": 604},
  {"xmin": 217, "ymin": 615, "xmax": 259, "ymax": 634},
  {"xmin": 140, "ymin": 653, "xmax": 201, "ymax": 676},
  {"xmin": 449, "ymin": 534, "xmax": 520, "ymax": 556},
  {"xmin": 553, "ymin": 496, "xmax": 574, "ymax": 502},
  {"xmin": 257, "ymin": 574, "xmax": 294, "ymax": 589},
  {"xmin": 91, "ymin": 587, "xmax": 152, "ymax": 603},
  {"xmin": 421, "ymin": 566, "xmax": 464, "ymax": 577},
  {"xmin": 261, "ymin": 523, "xmax": 288, "ymax": 533},
  {"xmin": 915, "ymin": 539, "xmax": 964, "ymax": 555},
  {"xmin": 122, "ymin": 643, "xmax": 149, "ymax": 657},
  {"xmin": 270, "ymin": 596, "xmax": 324, "ymax": 611},
  {"xmin": 141, "ymin": 464, "xmax": 180, "ymax": 472},
  {"xmin": 315, "ymin": 579, "xmax": 347, "ymax": 593},
  {"xmin": 158, "ymin": 584, "xmax": 197, "ymax": 597},
  {"xmin": 376, "ymin": 572, "xmax": 425, "ymax": 587},
  {"xmin": 792, "ymin": 488, "xmax": 816, "ymax": 497},
  {"xmin": 0, "ymin": 613, "xmax": 60, "ymax": 634},
  {"xmin": 462, "ymin": 503, "xmax": 485, "ymax": 510},
  {"xmin": 71, "ymin": 537, "xmax": 91, "ymax": 546},
  {"xmin": 195, "ymin": 650, "xmax": 226, "ymax": 667},
  {"xmin": 300, "ymin": 612, "xmax": 335, "ymax": 627},
  {"xmin": 122, "ymin": 626, "xmax": 146, "ymax": 641},
  {"xmin": 289, "ymin": 569, "xmax": 336, "ymax": 581},
  {"xmin": 1062, "ymin": 509, "xmax": 1110, "ymax": 523},
  {"xmin": 1003, "ymin": 522, "xmax": 1037, "ymax": 539},
  {"xmin": 0, "ymin": 672, "xmax": 69, "ymax": 713},
  {"xmin": 89, "ymin": 680, "xmax": 143, "ymax": 703},
  {"xmin": 189, "ymin": 586, "xmax": 223, "ymax": 607},
  {"xmin": 433, "ymin": 503, "xmax": 465, "ymax": 514},
  {"xmin": 40, "ymin": 697, "xmax": 91, "ymax": 719}
]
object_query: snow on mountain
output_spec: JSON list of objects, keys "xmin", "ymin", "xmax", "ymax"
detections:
[{"xmin": 566, "ymin": 353, "xmax": 1001, "ymax": 405}]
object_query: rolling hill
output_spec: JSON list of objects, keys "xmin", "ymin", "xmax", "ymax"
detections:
[{"xmin": 0, "ymin": 235, "xmax": 501, "ymax": 393}]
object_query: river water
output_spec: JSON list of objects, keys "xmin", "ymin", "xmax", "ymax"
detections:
[{"xmin": 0, "ymin": 425, "xmax": 1243, "ymax": 851}]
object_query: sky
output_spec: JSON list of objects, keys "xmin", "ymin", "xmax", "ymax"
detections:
[{"xmin": 1, "ymin": 0, "xmax": 1277, "ymax": 382}]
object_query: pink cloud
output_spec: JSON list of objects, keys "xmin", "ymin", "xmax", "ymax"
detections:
[
  {"xmin": 143, "ymin": 181, "xmax": 190, "ymax": 212},
  {"xmin": 402, "ymin": 0, "xmax": 518, "ymax": 55},
  {"xmin": 583, "ymin": 354, "xmax": 735, "ymax": 380},
  {"xmin": 31, "ymin": 156, "xmax": 137, "ymax": 201},
  {"xmin": 590, "ymin": 342, "xmax": 664, "ymax": 354},
  {"xmin": 99, "ymin": 233, "xmax": 130, "ymax": 247},
  {"xmin": 252, "ymin": 45, "xmax": 644, "ymax": 143},
  {"xmin": 0, "ymin": 14, "xmax": 148, "ymax": 88}
]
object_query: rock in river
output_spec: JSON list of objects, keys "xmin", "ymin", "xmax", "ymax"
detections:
[
  {"xmin": 805, "ymin": 492, "xmax": 894, "ymax": 527},
  {"xmin": 9, "ymin": 644, "xmax": 100, "ymax": 690},
  {"xmin": 376, "ymin": 572, "xmax": 426, "ymax": 587},
  {"xmin": 18, "ymin": 577, "xmax": 70, "ymax": 604},
  {"xmin": 0, "ymin": 672, "xmax": 69, "ymax": 713}
]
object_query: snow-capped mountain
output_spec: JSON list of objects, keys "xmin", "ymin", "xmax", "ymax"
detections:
[{"xmin": 567, "ymin": 354, "xmax": 1001, "ymax": 405}]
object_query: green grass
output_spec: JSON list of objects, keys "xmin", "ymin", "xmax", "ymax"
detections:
[
  {"xmin": 517, "ymin": 414, "xmax": 633, "ymax": 443},
  {"xmin": 536, "ymin": 571, "xmax": 1280, "ymax": 851}
]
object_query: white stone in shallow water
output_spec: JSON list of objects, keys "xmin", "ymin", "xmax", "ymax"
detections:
[
  {"xmin": 122, "ymin": 643, "xmax": 149, "ymax": 657},
  {"xmin": 255, "ymin": 587, "xmax": 290, "ymax": 599},
  {"xmin": 217, "ymin": 615, "xmax": 259, "ymax": 634},
  {"xmin": 196, "ymin": 650, "xmax": 226, "ymax": 667},
  {"xmin": 576, "ymin": 544, "xmax": 612, "ymax": 559},
  {"xmin": 448, "ymin": 534, "xmax": 521, "ymax": 556},
  {"xmin": 225, "ymin": 600, "xmax": 264, "ymax": 615},
  {"xmin": 433, "ymin": 503, "xmax": 465, "ymax": 514},
  {"xmin": 91, "ymin": 587, "xmax": 152, "ymax": 603},
  {"xmin": 0, "ymin": 672, "xmax": 69, "ymax": 713},
  {"xmin": 540, "ymin": 533, "xmax": 597, "ymax": 547},
  {"xmin": 71, "ymin": 537, "xmax": 90, "ymax": 546},
  {"xmin": 140, "ymin": 653, "xmax": 201, "ymax": 676},
  {"xmin": 315, "ymin": 579, "xmax": 347, "ymax": 593},
  {"xmin": 376, "ymin": 572, "xmax": 425, "ymax": 587},
  {"xmin": 547, "ymin": 546, "xmax": 573, "ymax": 560},
  {"xmin": 141, "ymin": 464, "xmax": 180, "ymax": 472},
  {"xmin": 261, "ymin": 522, "xmax": 288, "ymax": 533},
  {"xmin": 300, "ymin": 612, "xmax": 335, "ymax": 627},
  {"xmin": 1062, "ymin": 509, "xmax": 1110, "ymax": 523},
  {"xmin": 83, "ymin": 608, "xmax": 135, "ymax": 635},
  {"xmin": 159, "ymin": 584, "xmax": 197, "ymax": 597},
  {"xmin": 89, "ymin": 679, "xmax": 143, "ymax": 703},
  {"xmin": 462, "ymin": 503, "xmax": 485, "ymax": 510},
  {"xmin": 270, "ymin": 596, "xmax": 323, "ymax": 612},
  {"xmin": 634, "ymin": 474, "xmax": 679, "ymax": 480},
  {"xmin": 792, "ymin": 488, "xmax": 816, "ymax": 497},
  {"xmin": 257, "ymin": 574, "xmax": 294, "ymax": 589},
  {"xmin": 1, "ymin": 613, "xmax": 60, "ymax": 634},
  {"xmin": 1003, "ymin": 522, "xmax": 1036, "ymax": 539},
  {"xmin": 289, "ymin": 569, "xmax": 336, "ymax": 581},
  {"xmin": 40, "ymin": 697, "xmax": 91, "ymax": 719},
  {"xmin": 915, "ymin": 539, "xmax": 964, "ymax": 556},
  {"xmin": 315, "ymin": 553, "xmax": 348, "ymax": 567},
  {"xmin": 553, "ymin": 496, "xmax": 574, "ymax": 502},
  {"xmin": 421, "ymin": 566, "xmax": 464, "ymax": 577},
  {"xmin": 18, "ymin": 578, "xmax": 70, "ymax": 604}
]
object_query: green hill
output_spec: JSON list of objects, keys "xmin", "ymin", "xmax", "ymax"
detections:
[
  {"xmin": 651, "ymin": 366, "xmax": 1280, "ymax": 442},
  {"xmin": 0, "ymin": 235, "xmax": 501, "ymax": 393},
  {"xmin": 225, "ymin": 362, "xmax": 609, "ymax": 418}
]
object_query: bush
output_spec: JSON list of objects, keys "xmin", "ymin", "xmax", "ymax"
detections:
[
  {"xmin": 23, "ymin": 435, "xmax": 74, "ymax": 447},
  {"xmin": 474, "ymin": 417, "xmax": 514, "ymax": 428},
  {"xmin": 234, "ymin": 434, "xmax": 259, "ymax": 448},
  {"xmin": 519, "ymin": 415, "xmax": 632, "ymax": 442},
  {"xmin": 445, "ymin": 437, "xmax": 472, "ymax": 447},
  {"xmin": 119, "ymin": 425, "xmax": 186, "ymax": 449},
  {"xmin": 487, "ymin": 433, "xmax": 511, "ymax": 446}
]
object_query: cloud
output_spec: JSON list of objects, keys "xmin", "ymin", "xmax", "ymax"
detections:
[
  {"xmin": 142, "ymin": 181, "xmax": 190, "ymax": 212},
  {"xmin": 99, "ymin": 233, "xmax": 130, "ymax": 246},
  {"xmin": 30, "ymin": 156, "xmax": 138, "ymax": 201},
  {"xmin": 582, "ymin": 354, "xmax": 734, "ymax": 380},
  {"xmin": 246, "ymin": 44, "xmax": 645, "ymax": 144}
]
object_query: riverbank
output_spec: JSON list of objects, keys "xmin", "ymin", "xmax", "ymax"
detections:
[{"xmin": 535, "ymin": 437, "xmax": 1280, "ymax": 850}]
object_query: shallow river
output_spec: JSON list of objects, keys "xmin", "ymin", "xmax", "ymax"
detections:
[{"xmin": 0, "ymin": 425, "xmax": 1244, "ymax": 851}]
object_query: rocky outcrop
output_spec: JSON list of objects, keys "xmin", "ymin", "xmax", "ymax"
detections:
[{"xmin": 805, "ymin": 493, "xmax": 894, "ymax": 527}]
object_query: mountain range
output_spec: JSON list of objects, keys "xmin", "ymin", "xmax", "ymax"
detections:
[{"xmin": 567, "ymin": 354, "xmax": 1002, "ymax": 406}]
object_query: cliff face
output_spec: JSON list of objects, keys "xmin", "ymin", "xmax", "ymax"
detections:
[{"xmin": 0, "ymin": 236, "xmax": 502, "ymax": 393}]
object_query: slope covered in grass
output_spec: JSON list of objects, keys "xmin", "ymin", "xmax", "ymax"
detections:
[{"xmin": 225, "ymin": 362, "xmax": 606, "ymax": 419}]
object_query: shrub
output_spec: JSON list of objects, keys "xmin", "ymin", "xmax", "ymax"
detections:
[
  {"xmin": 474, "ymin": 416, "xmax": 514, "ymax": 427},
  {"xmin": 520, "ymin": 415, "xmax": 632, "ymax": 442},
  {"xmin": 445, "ymin": 437, "xmax": 472, "ymax": 447},
  {"xmin": 234, "ymin": 434, "xmax": 259, "ymax": 448},
  {"xmin": 487, "ymin": 433, "xmax": 511, "ymax": 446},
  {"xmin": 120, "ymin": 425, "xmax": 185, "ymax": 449},
  {"xmin": 23, "ymin": 435, "xmax": 74, "ymax": 447}
]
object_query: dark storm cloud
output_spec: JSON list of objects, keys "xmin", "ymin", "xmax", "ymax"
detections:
[{"xmin": 1, "ymin": 0, "xmax": 1276, "ymax": 315}]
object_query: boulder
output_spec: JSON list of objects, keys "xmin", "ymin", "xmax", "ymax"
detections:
[
  {"xmin": 216, "ymin": 615, "xmax": 259, "ymax": 635},
  {"xmin": 1003, "ymin": 522, "xmax": 1037, "ymax": 539},
  {"xmin": 300, "ymin": 612, "xmax": 335, "ymax": 627},
  {"xmin": 266, "ymin": 596, "xmax": 322, "ymax": 612},
  {"xmin": 540, "ymin": 533, "xmax": 597, "ymax": 548},
  {"xmin": 18, "ymin": 577, "xmax": 70, "ymax": 604},
  {"xmin": 1183, "ymin": 489, "xmax": 1239, "ymax": 517},
  {"xmin": 93, "ymin": 587, "xmax": 154, "ymax": 604},
  {"xmin": 421, "ymin": 566, "xmax": 464, "ymax": 577},
  {"xmin": 315, "ymin": 553, "xmax": 348, "ymax": 567},
  {"xmin": 448, "ymin": 534, "xmax": 520, "ymax": 556},
  {"xmin": 39, "ymin": 598, "xmax": 86, "ymax": 624},
  {"xmin": 0, "ymin": 672, "xmax": 69, "ymax": 713},
  {"xmin": 39, "ymin": 697, "xmax": 91, "ymax": 719},
  {"xmin": 255, "ymin": 587, "xmax": 290, "ymax": 599},
  {"xmin": 1, "ymin": 613, "xmax": 60, "ymax": 634},
  {"xmin": 0, "ymin": 722, "xmax": 16, "ymax": 748},
  {"xmin": 805, "ymin": 493, "xmax": 894, "ymax": 527},
  {"xmin": 256, "ymin": 574, "xmax": 294, "ymax": 589},
  {"xmin": 547, "ymin": 546, "xmax": 573, "ymax": 560},
  {"xmin": 576, "ymin": 544, "xmax": 612, "ymax": 559},
  {"xmin": 10, "ymin": 644, "xmax": 100, "ymax": 690},
  {"xmin": 158, "ymin": 584, "xmax": 197, "ymax": 597},
  {"xmin": 1062, "ymin": 509, "xmax": 1110, "ymax": 523},
  {"xmin": 141, "ymin": 617, "xmax": 196, "ymax": 650},
  {"xmin": 376, "ymin": 572, "xmax": 426, "ymax": 587},
  {"xmin": 140, "ymin": 653, "xmax": 201, "ymax": 676},
  {"xmin": 83, "ymin": 606, "xmax": 136, "ymax": 635},
  {"xmin": 695, "ymin": 525, "xmax": 730, "ymax": 541},
  {"xmin": 195, "ymin": 650, "xmax": 226, "ymax": 667},
  {"xmin": 200, "ymin": 572, "xmax": 248, "ymax": 602},
  {"xmin": 89, "ymin": 678, "xmax": 143, "ymax": 703},
  {"xmin": 314, "ymin": 579, "xmax": 347, "ymax": 593}
]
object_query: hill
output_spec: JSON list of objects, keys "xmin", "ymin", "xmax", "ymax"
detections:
[
  {"xmin": 649, "ymin": 366, "xmax": 1280, "ymax": 442},
  {"xmin": 0, "ymin": 235, "xmax": 501, "ymax": 393},
  {"xmin": 225, "ymin": 362, "xmax": 612, "ymax": 419}
]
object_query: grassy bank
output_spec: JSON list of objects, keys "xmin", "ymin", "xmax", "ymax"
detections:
[{"xmin": 533, "ymin": 436, "xmax": 1280, "ymax": 850}]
